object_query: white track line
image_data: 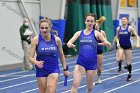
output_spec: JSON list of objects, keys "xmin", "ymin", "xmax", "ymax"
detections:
[
  {"xmin": 0, "ymin": 71, "xmax": 28, "ymax": 77},
  {"xmin": 0, "ymin": 49, "xmax": 139, "ymax": 77},
  {"xmin": 0, "ymin": 53, "xmax": 139, "ymax": 83},
  {"xmin": 104, "ymin": 79, "xmax": 140, "ymax": 93},
  {"xmin": 0, "ymin": 74, "xmax": 35, "ymax": 83},
  {"xmin": 0, "ymin": 49, "xmax": 139, "ymax": 92},
  {"xmin": 0, "ymin": 80, "xmax": 36, "ymax": 90},
  {"xmin": 21, "ymin": 60, "xmax": 140, "ymax": 93},
  {"xmin": 15, "ymin": 52, "xmax": 140, "ymax": 93},
  {"xmin": 61, "ymin": 68, "xmax": 140, "ymax": 93}
]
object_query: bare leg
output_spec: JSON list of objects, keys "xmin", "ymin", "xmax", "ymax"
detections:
[
  {"xmin": 70, "ymin": 65, "xmax": 86, "ymax": 93},
  {"xmin": 45, "ymin": 73, "xmax": 59, "ymax": 93},
  {"xmin": 37, "ymin": 77, "xmax": 47, "ymax": 93},
  {"xmin": 97, "ymin": 54, "xmax": 103, "ymax": 78},
  {"xmin": 96, "ymin": 54, "xmax": 103, "ymax": 83},
  {"xmin": 116, "ymin": 48, "xmax": 124, "ymax": 72},
  {"xmin": 86, "ymin": 70, "xmax": 96, "ymax": 93}
]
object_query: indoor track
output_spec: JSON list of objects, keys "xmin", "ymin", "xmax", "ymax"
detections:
[{"xmin": 0, "ymin": 48, "xmax": 140, "ymax": 93}]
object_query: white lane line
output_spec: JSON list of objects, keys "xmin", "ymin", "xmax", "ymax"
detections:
[
  {"xmin": 20, "ymin": 77, "xmax": 74, "ymax": 93},
  {"xmin": 0, "ymin": 74, "xmax": 35, "ymax": 77},
  {"xmin": 21, "ymin": 88, "xmax": 38, "ymax": 93},
  {"xmin": 0, "ymin": 49, "xmax": 139, "ymax": 77},
  {"xmin": 21, "ymin": 60, "xmax": 140, "ymax": 93},
  {"xmin": 104, "ymin": 79, "xmax": 140, "ymax": 93},
  {"xmin": 0, "ymin": 74, "xmax": 35, "ymax": 83},
  {"xmin": 0, "ymin": 50, "xmax": 139, "ymax": 92},
  {"xmin": 61, "ymin": 68, "xmax": 140, "ymax": 93},
  {"xmin": 0, "ymin": 52, "xmax": 122, "ymax": 80},
  {"xmin": 102, "ymin": 73, "xmax": 140, "ymax": 75},
  {"xmin": 0, "ymin": 80, "xmax": 36, "ymax": 90},
  {"xmin": 16, "ymin": 51, "xmax": 140, "ymax": 93},
  {"xmin": 0, "ymin": 54, "xmax": 139, "ymax": 83},
  {"xmin": 0, "ymin": 71, "xmax": 28, "ymax": 77}
]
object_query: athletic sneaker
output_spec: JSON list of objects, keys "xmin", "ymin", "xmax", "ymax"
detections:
[
  {"xmin": 96, "ymin": 78, "xmax": 102, "ymax": 84},
  {"xmin": 127, "ymin": 74, "xmax": 132, "ymax": 81}
]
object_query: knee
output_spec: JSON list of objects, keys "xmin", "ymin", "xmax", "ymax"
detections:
[
  {"xmin": 46, "ymin": 85, "xmax": 55, "ymax": 93},
  {"xmin": 116, "ymin": 56, "xmax": 123, "ymax": 62}
]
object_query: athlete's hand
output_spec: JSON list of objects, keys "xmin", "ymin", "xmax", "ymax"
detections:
[
  {"xmin": 103, "ymin": 41, "xmax": 111, "ymax": 48},
  {"xmin": 67, "ymin": 42, "xmax": 77, "ymax": 52},
  {"xmin": 63, "ymin": 70, "xmax": 70, "ymax": 77},
  {"xmin": 67, "ymin": 42, "xmax": 75, "ymax": 48},
  {"xmin": 35, "ymin": 61, "xmax": 44, "ymax": 68},
  {"xmin": 117, "ymin": 43, "xmax": 120, "ymax": 48}
]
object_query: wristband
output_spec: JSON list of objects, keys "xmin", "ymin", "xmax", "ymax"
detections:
[{"xmin": 63, "ymin": 69, "xmax": 67, "ymax": 71}]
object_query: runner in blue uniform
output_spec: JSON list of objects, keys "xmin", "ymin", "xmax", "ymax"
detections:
[
  {"xmin": 116, "ymin": 16, "xmax": 140, "ymax": 81},
  {"xmin": 28, "ymin": 19, "xmax": 69, "ymax": 93},
  {"xmin": 94, "ymin": 16, "xmax": 107, "ymax": 84},
  {"xmin": 67, "ymin": 13, "xmax": 111, "ymax": 93}
]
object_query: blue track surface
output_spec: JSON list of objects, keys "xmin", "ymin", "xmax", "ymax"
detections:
[{"xmin": 0, "ymin": 48, "xmax": 140, "ymax": 93}]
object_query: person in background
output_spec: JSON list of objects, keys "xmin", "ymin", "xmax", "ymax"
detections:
[
  {"xmin": 19, "ymin": 18, "xmax": 33, "ymax": 71},
  {"xmin": 116, "ymin": 16, "xmax": 140, "ymax": 81},
  {"xmin": 94, "ymin": 16, "xmax": 107, "ymax": 84},
  {"xmin": 28, "ymin": 18, "xmax": 69, "ymax": 93},
  {"xmin": 67, "ymin": 13, "xmax": 111, "ymax": 93}
]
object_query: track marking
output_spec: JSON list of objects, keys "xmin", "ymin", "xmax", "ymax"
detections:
[
  {"xmin": 61, "ymin": 68, "xmax": 140, "ymax": 93},
  {"xmin": 104, "ymin": 79, "xmax": 140, "ymax": 93},
  {"xmin": 21, "ymin": 60, "xmax": 140, "ymax": 93}
]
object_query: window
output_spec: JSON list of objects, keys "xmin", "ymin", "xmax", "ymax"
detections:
[
  {"xmin": 128, "ymin": 0, "xmax": 137, "ymax": 7},
  {"xmin": 120, "ymin": 0, "xmax": 137, "ymax": 7}
]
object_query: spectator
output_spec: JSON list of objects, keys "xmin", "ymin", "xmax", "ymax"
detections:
[{"xmin": 19, "ymin": 18, "xmax": 33, "ymax": 70}]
